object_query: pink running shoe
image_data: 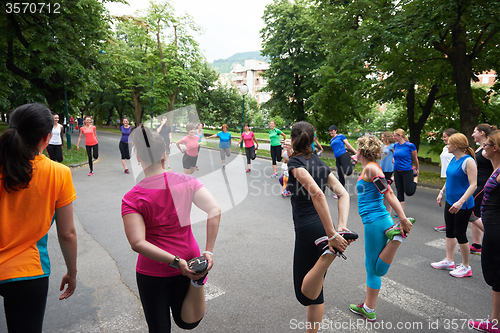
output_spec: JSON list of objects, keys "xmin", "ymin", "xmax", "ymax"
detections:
[
  {"xmin": 431, "ymin": 259, "xmax": 455, "ymax": 270},
  {"xmin": 434, "ymin": 225, "xmax": 446, "ymax": 232},
  {"xmin": 88, "ymin": 172, "xmax": 94, "ymax": 176},
  {"xmin": 450, "ymin": 264, "xmax": 472, "ymax": 278},
  {"xmin": 469, "ymin": 317, "xmax": 500, "ymax": 332}
]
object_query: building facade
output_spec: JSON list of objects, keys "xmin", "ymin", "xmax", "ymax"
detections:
[{"xmin": 231, "ymin": 60, "xmax": 272, "ymax": 105}]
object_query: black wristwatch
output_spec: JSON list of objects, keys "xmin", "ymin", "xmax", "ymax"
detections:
[{"xmin": 169, "ymin": 255, "xmax": 180, "ymax": 269}]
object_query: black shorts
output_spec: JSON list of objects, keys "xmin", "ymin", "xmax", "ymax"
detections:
[
  {"xmin": 119, "ymin": 141, "xmax": 130, "ymax": 160},
  {"xmin": 165, "ymin": 141, "xmax": 171, "ymax": 155},
  {"xmin": 182, "ymin": 153, "xmax": 198, "ymax": 169}
]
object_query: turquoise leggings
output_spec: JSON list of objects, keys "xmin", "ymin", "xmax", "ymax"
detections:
[{"xmin": 364, "ymin": 217, "xmax": 394, "ymax": 289}]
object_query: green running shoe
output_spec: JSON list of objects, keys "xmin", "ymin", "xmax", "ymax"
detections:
[
  {"xmin": 349, "ymin": 303, "xmax": 376, "ymax": 322},
  {"xmin": 385, "ymin": 217, "xmax": 416, "ymax": 240}
]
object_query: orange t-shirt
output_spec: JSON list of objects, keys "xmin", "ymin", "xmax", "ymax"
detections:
[
  {"xmin": 0, "ymin": 155, "xmax": 77, "ymax": 282},
  {"xmin": 81, "ymin": 125, "xmax": 98, "ymax": 146}
]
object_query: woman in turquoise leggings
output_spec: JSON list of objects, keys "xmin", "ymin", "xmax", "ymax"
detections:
[{"xmin": 349, "ymin": 135, "xmax": 415, "ymax": 322}]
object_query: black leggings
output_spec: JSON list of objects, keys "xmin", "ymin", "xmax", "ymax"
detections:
[
  {"xmin": 136, "ymin": 272, "xmax": 202, "ymax": 332},
  {"xmin": 293, "ymin": 222, "xmax": 327, "ymax": 306},
  {"xmin": 46, "ymin": 144, "xmax": 63, "ymax": 162},
  {"xmin": 444, "ymin": 202, "xmax": 472, "ymax": 244},
  {"xmin": 119, "ymin": 141, "xmax": 130, "ymax": 160},
  {"xmin": 0, "ymin": 277, "xmax": 49, "ymax": 333},
  {"xmin": 245, "ymin": 146, "xmax": 256, "ymax": 165},
  {"xmin": 482, "ymin": 223, "xmax": 500, "ymax": 291},
  {"xmin": 270, "ymin": 145, "xmax": 282, "ymax": 165},
  {"xmin": 336, "ymin": 152, "xmax": 353, "ymax": 187},
  {"xmin": 86, "ymin": 144, "xmax": 98, "ymax": 172},
  {"xmin": 394, "ymin": 170, "xmax": 417, "ymax": 202}
]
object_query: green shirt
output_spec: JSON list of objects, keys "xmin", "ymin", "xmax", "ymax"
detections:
[{"xmin": 269, "ymin": 128, "xmax": 283, "ymax": 146}]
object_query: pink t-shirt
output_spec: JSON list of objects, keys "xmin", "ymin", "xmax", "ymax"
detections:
[
  {"xmin": 81, "ymin": 125, "xmax": 98, "ymax": 146},
  {"xmin": 121, "ymin": 172, "xmax": 204, "ymax": 277},
  {"xmin": 177, "ymin": 135, "xmax": 199, "ymax": 157},
  {"xmin": 241, "ymin": 131, "xmax": 255, "ymax": 148}
]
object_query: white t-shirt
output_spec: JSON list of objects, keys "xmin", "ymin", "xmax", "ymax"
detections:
[
  {"xmin": 440, "ymin": 146, "xmax": 454, "ymax": 178},
  {"xmin": 282, "ymin": 150, "xmax": 290, "ymax": 177},
  {"xmin": 49, "ymin": 124, "xmax": 63, "ymax": 145}
]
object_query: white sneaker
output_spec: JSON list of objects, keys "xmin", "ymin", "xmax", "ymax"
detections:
[
  {"xmin": 431, "ymin": 259, "xmax": 455, "ymax": 270},
  {"xmin": 450, "ymin": 264, "xmax": 472, "ymax": 278}
]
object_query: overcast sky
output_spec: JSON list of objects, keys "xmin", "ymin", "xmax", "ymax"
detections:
[{"xmin": 105, "ymin": 0, "xmax": 273, "ymax": 62}]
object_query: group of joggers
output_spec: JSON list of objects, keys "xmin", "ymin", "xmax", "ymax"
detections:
[{"xmin": 1, "ymin": 104, "xmax": 499, "ymax": 333}]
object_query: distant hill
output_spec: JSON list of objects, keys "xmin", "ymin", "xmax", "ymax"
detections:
[{"xmin": 211, "ymin": 51, "xmax": 268, "ymax": 74}]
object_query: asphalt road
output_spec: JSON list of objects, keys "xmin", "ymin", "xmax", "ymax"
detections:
[{"xmin": 0, "ymin": 130, "xmax": 489, "ymax": 333}]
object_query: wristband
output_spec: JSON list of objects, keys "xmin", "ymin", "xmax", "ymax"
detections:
[
  {"xmin": 328, "ymin": 232, "xmax": 338, "ymax": 241},
  {"xmin": 202, "ymin": 251, "xmax": 213, "ymax": 257}
]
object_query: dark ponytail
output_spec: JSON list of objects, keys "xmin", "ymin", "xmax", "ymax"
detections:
[
  {"xmin": 130, "ymin": 124, "xmax": 166, "ymax": 167},
  {"xmin": 290, "ymin": 121, "xmax": 314, "ymax": 157},
  {"xmin": 0, "ymin": 103, "xmax": 53, "ymax": 192}
]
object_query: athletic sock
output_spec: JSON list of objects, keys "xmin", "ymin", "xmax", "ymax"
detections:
[
  {"xmin": 472, "ymin": 243, "xmax": 482, "ymax": 249},
  {"xmin": 363, "ymin": 304, "xmax": 375, "ymax": 313},
  {"xmin": 393, "ymin": 235, "xmax": 404, "ymax": 243}
]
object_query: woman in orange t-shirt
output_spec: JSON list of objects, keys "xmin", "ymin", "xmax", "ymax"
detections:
[
  {"xmin": 77, "ymin": 115, "xmax": 99, "ymax": 176},
  {"xmin": 0, "ymin": 103, "xmax": 77, "ymax": 333}
]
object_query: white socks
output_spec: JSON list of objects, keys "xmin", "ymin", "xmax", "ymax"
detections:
[
  {"xmin": 363, "ymin": 304, "xmax": 375, "ymax": 313},
  {"xmin": 393, "ymin": 235, "xmax": 404, "ymax": 243}
]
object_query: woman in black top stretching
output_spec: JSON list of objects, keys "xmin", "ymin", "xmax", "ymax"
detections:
[{"xmin": 287, "ymin": 121, "xmax": 354, "ymax": 333}]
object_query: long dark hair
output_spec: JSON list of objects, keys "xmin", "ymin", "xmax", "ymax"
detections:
[
  {"xmin": 0, "ymin": 103, "xmax": 54, "ymax": 192},
  {"xmin": 290, "ymin": 121, "xmax": 314, "ymax": 157}
]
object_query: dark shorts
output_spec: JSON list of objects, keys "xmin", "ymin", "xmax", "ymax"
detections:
[{"xmin": 182, "ymin": 153, "xmax": 198, "ymax": 169}]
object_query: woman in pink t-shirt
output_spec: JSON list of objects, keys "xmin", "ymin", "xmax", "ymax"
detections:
[
  {"xmin": 176, "ymin": 123, "xmax": 199, "ymax": 175},
  {"xmin": 122, "ymin": 125, "xmax": 220, "ymax": 332},
  {"xmin": 76, "ymin": 116, "xmax": 99, "ymax": 176},
  {"xmin": 235, "ymin": 123, "xmax": 259, "ymax": 173}
]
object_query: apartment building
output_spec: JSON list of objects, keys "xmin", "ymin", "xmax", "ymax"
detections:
[{"xmin": 231, "ymin": 60, "xmax": 272, "ymax": 105}]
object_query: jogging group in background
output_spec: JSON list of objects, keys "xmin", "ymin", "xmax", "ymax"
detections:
[{"xmin": 1, "ymin": 103, "xmax": 500, "ymax": 333}]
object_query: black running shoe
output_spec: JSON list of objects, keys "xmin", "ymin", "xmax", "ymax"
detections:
[
  {"xmin": 314, "ymin": 231, "xmax": 358, "ymax": 260},
  {"xmin": 187, "ymin": 256, "xmax": 208, "ymax": 274}
]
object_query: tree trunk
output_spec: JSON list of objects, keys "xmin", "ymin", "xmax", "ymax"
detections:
[
  {"xmin": 131, "ymin": 89, "xmax": 142, "ymax": 125},
  {"xmin": 407, "ymin": 84, "xmax": 440, "ymax": 151},
  {"xmin": 434, "ymin": 23, "xmax": 481, "ymax": 147}
]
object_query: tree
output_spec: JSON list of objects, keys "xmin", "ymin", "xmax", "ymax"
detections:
[
  {"xmin": 0, "ymin": 0, "xmax": 111, "ymax": 112},
  {"xmin": 146, "ymin": 1, "xmax": 204, "ymax": 114},
  {"xmin": 400, "ymin": 0, "xmax": 500, "ymax": 146},
  {"xmin": 261, "ymin": 0, "xmax": 325, "ymax": 122},
  {"xmin": 108, "ymin": 16, "xmax": 156, "ymax": 124}
]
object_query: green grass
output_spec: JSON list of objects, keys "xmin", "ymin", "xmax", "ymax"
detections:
[{"xmin": 41, "ymin": 144, "xmax": 89, "ymax": 167}]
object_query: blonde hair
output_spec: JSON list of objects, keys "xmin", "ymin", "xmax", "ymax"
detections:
[
  {"xmin": 356, "ymin": 135, "xmax": 383, "ymax": 161},
  {"xmin": 487, "ymin": 130, "xmax": 500, "ymax": 149},
  {"xmin": 284, "ymin": 139, "xmax": 291, "ymax": 146},
  {"xmin": 382, "ymin": 131, "xmax": 395, "ymax": 144},
  {"xmin": 448, "ymin": 133, "xmax": 475, "ymax": 160},
  {"xmin": 394, "ymin": 128, "xmax": 408, "ymax": 141}
]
